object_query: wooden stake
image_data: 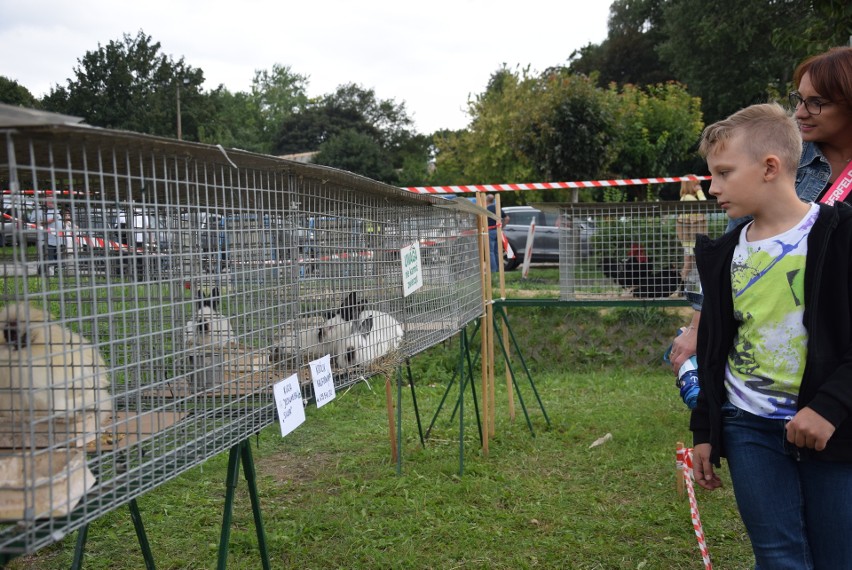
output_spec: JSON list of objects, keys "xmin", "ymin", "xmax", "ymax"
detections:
[
  {"xmin": 676, "ymin": 441, "xmax": 685, "ymax": 498},
  {"xmin": 495, "ymin": 194, "xmax": 515, "ymax": 421},
  {"xmin": 477, "ymin": 192, "xmax": 490, "ymax": 456}
]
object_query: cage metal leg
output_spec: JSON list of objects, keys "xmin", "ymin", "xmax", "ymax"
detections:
[
  {"xmin": 71, "ymin": 498, "xmax": 155, "ymax": 570},
  {"xmin": 397, "ymin": 366, "xmax": 403, "ymax": 475},
  {"xmin": 216, "ymin": 440, "xmax": 270, "ymax": 570},
  {"xmin": 458, "ymin": 326, "xmax": 466, "ymax": 477},
  {"xmin": 425, "ymin": 321, "xmax": 484, "ymax": 443},
  {"xmin": 128, "ymin": 498, "xmax": 157, "ymax": 570},
  {"xmin": 493, "ymin": 303, "xmax": 551, "ymax": 430},
  {"xmin": 71, "ymin": 523, "xmax": 89, "ymax": 570},
  {"xmin": 405, "ymin": 359, "xmax": 425, "ymax": 448}
]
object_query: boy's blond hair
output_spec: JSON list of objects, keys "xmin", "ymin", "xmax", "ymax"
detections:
[{"xmin": 698, "ymin": 103, "xmax": 801, "ymax": 177}]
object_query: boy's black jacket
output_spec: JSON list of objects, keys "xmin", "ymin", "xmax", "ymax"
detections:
[{"xmin": 691, "ymin": 203, "xmax": 852, "ymax": 465}]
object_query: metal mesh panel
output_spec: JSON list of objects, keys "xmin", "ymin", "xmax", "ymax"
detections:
[
  {"xmin": 558, "ymin": 201, "xmax": 726, "ymax": 301},
  {"xmin": 276, "ymin": 181, "xmax": 483, "ymax": 403},
  {"xmin": 0, "ymin": 114, "xmax": 484, "ymax": 556}
]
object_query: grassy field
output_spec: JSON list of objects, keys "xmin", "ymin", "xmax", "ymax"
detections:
[
  {"xmin": 7, "ymin": 289, "xmax": 754, "ymax": 569},
  {"xmin": 0, "ymin": 266, "xmax": 752, "ymax": 568}
]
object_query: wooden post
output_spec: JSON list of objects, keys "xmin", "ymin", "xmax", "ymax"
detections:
[
  {"xmin": 495, "ymin": 194, "xmax": 515, "ymax": 421},
  {"xmin": 476, "ymin": 192, "xmax": 490, "ymax": 456},
  {"xmin": 676, "ymin": 441, "xmax": 685, "ymax": 497}
]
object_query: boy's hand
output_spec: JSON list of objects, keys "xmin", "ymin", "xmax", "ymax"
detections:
[
  {"xmin": 692, "ymin": 443, "xmax": 722, "ymax": 490},
  {"xmin": 786, "ymin": 407, "xmax": 835, "ymax": 451}
]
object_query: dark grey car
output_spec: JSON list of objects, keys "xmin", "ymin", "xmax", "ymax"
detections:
[{"xmin": 500, "ymin": 206, "xmax": 595, "ymax": 271}]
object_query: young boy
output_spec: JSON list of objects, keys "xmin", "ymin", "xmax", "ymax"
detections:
[{"xmin": 690, "ymin": 103, "xmax": 852, "ymax": 569}]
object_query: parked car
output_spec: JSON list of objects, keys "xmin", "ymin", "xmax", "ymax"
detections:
[
  {"xmin": 500, "ymin": 206, "xmax": 596, "ymax": 271},
  {"xmin": 0, "ymin": 198, "xmax": 40, "ymax": 247},
  {"xmin": 112, "ymin": 210, "xmax": 171, "ymax": 252}
]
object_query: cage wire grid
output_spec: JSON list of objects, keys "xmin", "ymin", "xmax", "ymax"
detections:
[
  {"xmin": 556, "ymin": 200, "xmax": 726, "ymax": 301},
  {"xmin": 0, "ymin": 111, "xmax": 485, "ymax": 556}
]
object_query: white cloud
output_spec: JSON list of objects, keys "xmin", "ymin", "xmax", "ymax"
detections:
[{"xmin": 0, "ymin": 0, "xmax": 612, "ymax": 133}]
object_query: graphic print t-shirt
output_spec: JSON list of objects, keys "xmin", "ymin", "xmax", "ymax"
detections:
[{"xmin": 724, "ymin": 203, "xmax": 819, "ymax": 419}]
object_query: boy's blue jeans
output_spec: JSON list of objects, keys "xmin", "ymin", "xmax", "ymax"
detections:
[{"xmin": 721, "ymin": 402, "xmax": 852, "ymax": 569}]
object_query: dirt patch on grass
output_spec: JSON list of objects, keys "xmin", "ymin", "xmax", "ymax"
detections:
[{"xmin": 255, "ymin": 450, "xmax": 338, "ymax": 486}]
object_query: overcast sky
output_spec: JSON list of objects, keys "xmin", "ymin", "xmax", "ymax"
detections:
[{"xmin": 1, "ymin": 0, "xmax": 613, "ymax": 134}]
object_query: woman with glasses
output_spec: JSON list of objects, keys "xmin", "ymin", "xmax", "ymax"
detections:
[{"xmin": 789, "ymin": 46, "xmax": 852, "ymax": 203}]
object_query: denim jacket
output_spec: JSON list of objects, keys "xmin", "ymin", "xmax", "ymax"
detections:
[
  {"xmin": 796, "ymin": 141, "xmax": 833, "ymax": 201},
  {"xmin": 689, "ymin": 142, "xmax": 833, "ymax": 309}
]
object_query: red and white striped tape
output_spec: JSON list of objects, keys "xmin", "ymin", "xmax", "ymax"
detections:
[
  {"xmin": 0, "ymin": 211, "xmax": 138, "ymax": 253},
  {"xmin": 403, "ymin": 175, "xmax": 711, "ymax": 195},
  {"xmin": 680, "ymin": 447, "xmax": 713, "ymax": 570}
]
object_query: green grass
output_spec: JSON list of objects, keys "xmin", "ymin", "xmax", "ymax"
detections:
[
  {"xmin": 7, "ymin": 267, "xmax": 748, "ymax": 568},
  {"xmin": 8, "ymin": 354, "xmax": 752, "ymax": 568}
]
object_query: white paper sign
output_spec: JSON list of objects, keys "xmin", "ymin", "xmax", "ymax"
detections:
[
  {"xmin": 273, "ymin": 373, "xmax": 306, "ymax": 437},
  {"xmin": 400, "ymin": 241, "xmax": 423, "ymax": 296},
  {"xmin": 310, "ymin": 354, "xmax": 336, "ymax": 408}
]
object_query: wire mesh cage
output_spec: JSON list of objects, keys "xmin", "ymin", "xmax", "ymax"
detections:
[
  {"xmin": 0, "ymin": 105, "xmax": 484, "ymax": 556},
  {"xmin": 558, "ymin": 200, "xmax": 726, "ymax": 301}
]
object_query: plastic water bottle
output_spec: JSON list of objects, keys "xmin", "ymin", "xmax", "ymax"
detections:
[{"xmin": 676, "ymin": 356, "xmax": 700, "ymax": 409}]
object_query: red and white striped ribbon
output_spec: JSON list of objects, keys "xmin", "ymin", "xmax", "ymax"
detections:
[
  {"xmin": 403, "ymin": 175, "xmax": 711, "ymax": 195},
  {"xmin": 0, "ymin": 211, "xmax": 137, "ymax": 253},
  {"xmin": 681, "ymin": 447, "xmax": 713, "ymax": 570}
]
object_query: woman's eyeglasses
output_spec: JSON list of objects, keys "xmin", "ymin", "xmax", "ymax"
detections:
[{"xmin": 789, "ymin": 92, "xmax": 831, "ymax": 115}]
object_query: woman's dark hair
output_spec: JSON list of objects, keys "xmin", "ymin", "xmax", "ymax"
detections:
[{"xmin": 793, "ymin": 46, "xmax": 852, "ymax": 107}]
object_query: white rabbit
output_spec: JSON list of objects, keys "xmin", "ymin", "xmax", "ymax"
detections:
[
  {"xmin": 0, "ymin": 303, "xmax": 112, "ymax": 414},
  {"xmin": 333, "ymin": 309, "xmax": 404, "ymax": 370},
  {"xmin": 272, "ymin": 324, "xmax": 326, "ymax": 366},
  {"xmin": 184, "ymin": 287, "xmax": 237, "ymax": 349}
]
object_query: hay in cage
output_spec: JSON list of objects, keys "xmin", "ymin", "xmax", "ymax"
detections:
[{"xmin": 0, "ymin": 449, "xmax": 95, "ymax": 521}]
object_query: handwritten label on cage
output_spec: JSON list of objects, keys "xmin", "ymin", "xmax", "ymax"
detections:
[
  {"xmin": 401, "ymin": 241, "xmax": 423, "ymax": 296},
  {"xmin": 310, "ymin": 355, "xmax": 336, "ymax": 408},
  {"xmin": 273, "ymin": 374, "xmax": 306, "ymax": 437}
]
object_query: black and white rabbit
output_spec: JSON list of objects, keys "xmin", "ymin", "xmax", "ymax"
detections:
[
  {"xmin": 332, "ymin": 308, "xmax": 404, "ymax": 369},
  {"xmin": 318, "ymin": 291, "xmax": 367, "ymax": 348},
  {"xmin": 184, "ymin": 287, "xmax": 237, "ymax": 349},
  {"xmin": 273, "ymin": 292, "xmax": 365, "ymax": 365}
]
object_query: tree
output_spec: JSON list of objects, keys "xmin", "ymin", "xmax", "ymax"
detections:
[
  {"xmin": 433, "ymin": 65, "xmax": 704, "ymax": 203},
  {"xmin": 569, "ymin": 0, "xmax": 672, "ymax": 88},
  {"xmin": 199, "ymin": 87, "xmax": 267, "ymax": 153},
  {"xmin": 0, "ymin": 77, "xmax": 40, "ymax": 108},
  {"xmin": 40, "ymin": 30, "xmax": 206, "ymax": 139},
  {"xmin": 250, "ymin": 64, "xmax": 310, "ymax": 151},
  {"xmin": 772, "ymin": 0, "xmax": 852, "ymax": 57},
  {"xmin": 274, "ymin": 83, "xmax": 413, "ymax": 155},
  {"xmin": 314, "ymin": 129, "xmax": 397, "ymax": 183},
  {"xmin": 432, "ymin": 66, "xmax": 537, "ymax": 194},
  {"xmin": 609, "ymin": 82, "xmax": 704, "ymax": 200},
  {"xmin": 657, "ymin": 0, "xmax": 810, "ymax": 123},
  {"xmin": 515, "ymin": 69, "xmax": 621, "ymax": 185},
  {"xmin": 273, "ymin": 83, "xmax": 429, "ymax": 184}
]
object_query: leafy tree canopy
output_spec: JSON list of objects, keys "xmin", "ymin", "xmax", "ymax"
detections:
[
  {"xmin": 0, "ymin": 77, "xmax": 40, "ymax": 108},
  {"xmin": 41, "ymin": 30, "xmax": 206, "ymax": 139}
]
